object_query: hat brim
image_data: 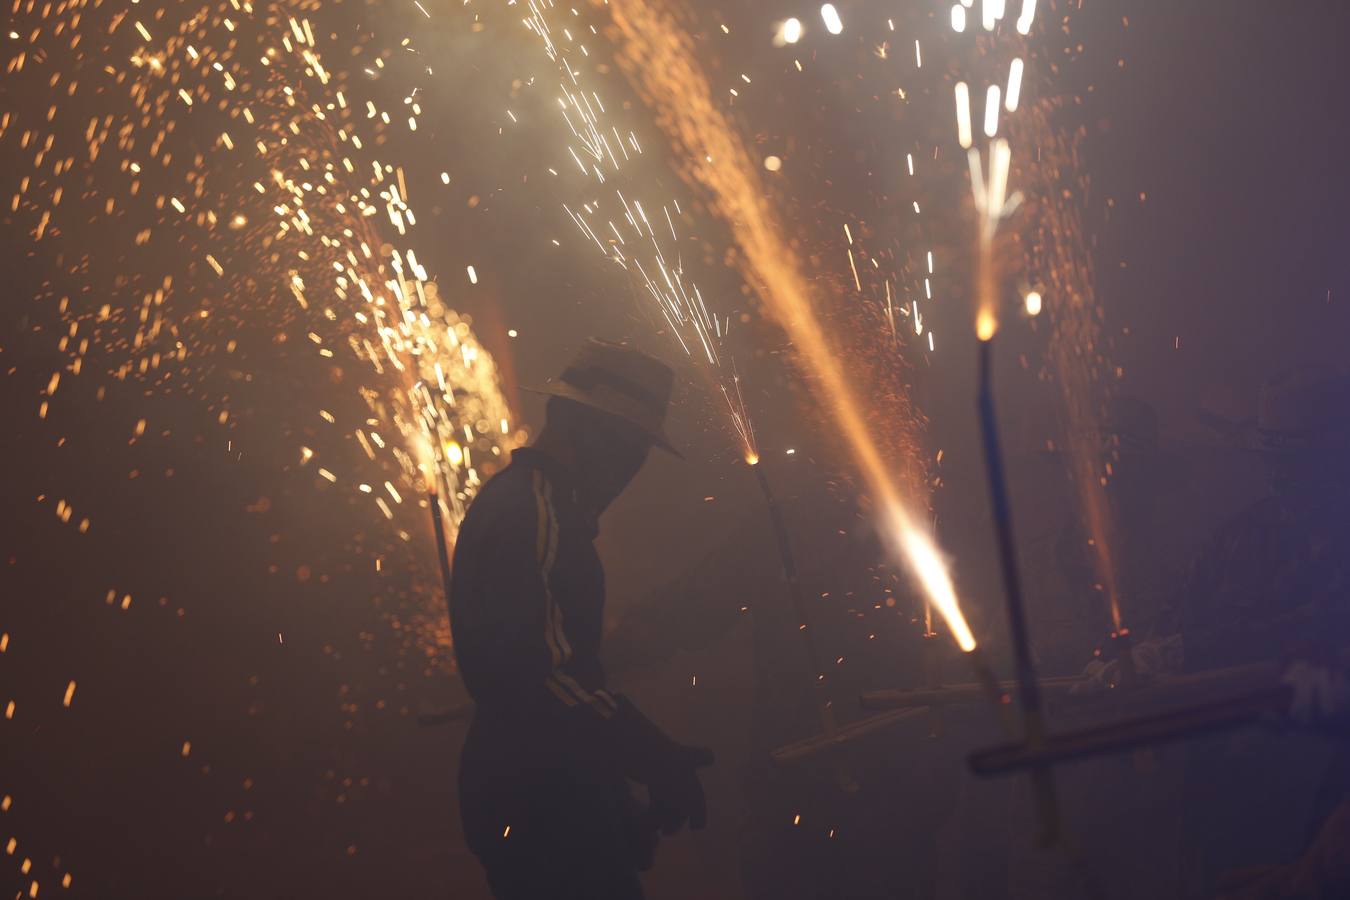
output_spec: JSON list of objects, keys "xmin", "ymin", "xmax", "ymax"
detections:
[{"xmin": 525, "ymin": 382, "xmax": 684, "ymax": 459}]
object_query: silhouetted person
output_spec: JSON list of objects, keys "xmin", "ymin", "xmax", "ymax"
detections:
[
  {"xmin": 450, "ymin": 340, "xmax": 714, "ymax": 900},
  {"xmin": 1168, "ymin": 367, "xmax": 1350, "ymax": 898}
]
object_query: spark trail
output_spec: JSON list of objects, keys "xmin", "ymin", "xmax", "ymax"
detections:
[
  {"xmin": 604, "ymin": 0, "xmax": 975, "ymax": 651},
  {"xmin": 517, "ymin": 0, "xmax": 756, "ymax": 459},
  {"xmin": 1015, "ymin": 103, "xmax": 1125, "ymax": 635},
  {"xmin": 951, "ymin": 0, "xmax": 1126, "ymax": 640}
]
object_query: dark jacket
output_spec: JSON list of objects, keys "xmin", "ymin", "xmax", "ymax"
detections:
[
  {"xmin": 1176, "ymin": 493, "xmax": 1350, "ymax": 672},
  {"xmin": 1175, "ymin": 491, "xmax": 1350, "ymax": 898},
  {"xmin": 450, "ymin": 447, "xmax": 680, "ymax": 855}
]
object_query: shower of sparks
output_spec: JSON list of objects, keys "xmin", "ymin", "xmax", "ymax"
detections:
[
  {"xmin": 2, "ymin": 0, "xmax": 517, "ymax": 731},
  {"xmin": 766, "ymin": 6, "xmax": 944, "ymax": 369},
  {"xmin": 1016, "ymin": 103, "xmax": 1127, "ymax": 634},
  {"xmin": 605, "ymin": 0, "xmax": 973, "ymax": 650},
  {"xmin": 950, "ymin": 4, "xmax": 1031, "ymax": 335},
  {"xmin": 953, "ymin": 1, "xmax": 1127, "ymax": 634},
  {"xmin": 517, "ymin": 0, "xmax": 756, "ymax": 461},
  {"xmin": 1006, "ymin": 3, "xmax": 1128, "ymax": 637}
]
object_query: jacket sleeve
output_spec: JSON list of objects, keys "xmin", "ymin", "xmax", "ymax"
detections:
[{"xmin": 463, "ymin": 470, "xmax": 685, "ymax": 784}]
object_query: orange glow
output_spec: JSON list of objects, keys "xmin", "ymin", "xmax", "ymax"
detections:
[
  {"xmin": 412, "ymin": 435, "xmax": 437, "ymax": 491},
  {"xmin": 610, "ymin": 0, "xmax": 976, "ymax": 650},
  {"xmin": 976, "ymin": 310, "xmax": 998, "ymax": 342},
  {"xmin": 1013, "ymin": 105, "xmax": 1125, "ymax": 632},
  {"xmin": 889, "ymin": 510, "xmax": 976, "ymax": 651}
]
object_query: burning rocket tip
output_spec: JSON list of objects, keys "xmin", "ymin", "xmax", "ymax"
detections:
[{"xmin": 976, "ymin": 310, "xmax": 999, "ymax": 342}]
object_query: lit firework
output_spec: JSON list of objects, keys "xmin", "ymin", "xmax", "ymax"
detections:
[
  {"xmin": 602, "ymin": 0, "xmax": 975, "ymax": 652},
  {"xmin": 515, "ymin": 0, "xmax": 757, "ymax": 460},
  {"xmin": 1014, "ymin": 102, "xmax": 1127, "ymax": 639},
  {"xmin": 947, "ymin": 0, "xmax": 1128, "ymax": 639},
  {"xmin": 949, "ymin": 0, "xmax": 1035, "ymax": 337}
]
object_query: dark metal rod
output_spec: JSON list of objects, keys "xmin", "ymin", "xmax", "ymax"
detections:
[
  {"xmin": 977, "ymin": 335, "xmax": 1060, "ymax": 842},
  {"xmin": 978, "ymin": 337, "xmax": 1046, "ymax": 729},
  {"xmin": 751, "ymin": 460, "xmax": 838, "ymax": 735}
]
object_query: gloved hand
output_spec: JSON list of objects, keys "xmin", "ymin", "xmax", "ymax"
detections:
[
  {"xmin": 1072, "ymin": 633, "xmax": 1184, "ymax": 695},
  {"xmin": 646, "ymin": 743, "xmax": 714, "ymax": 836},
  {"xmin": 1281, "ymin": 658, "xmax": 1350, "ymax": 734},
  {"xmin": 606, "ymin": 695, "xmax": 715, "ymax": 834}
]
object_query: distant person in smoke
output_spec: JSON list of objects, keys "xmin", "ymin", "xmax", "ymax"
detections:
[
  {"xmin": 1055, "ymin": 370, "xmax": 1350, "ymax": 899},
  {"xmin": 449, "ymin": 339, "xmax": 714, "ymax": 900},
  {"xmin": 1130, "ymin": 366, "xmax": 1350, "ymax": 899},
  {"xmin": 1178, "ymin": 367, "xmax": 1350, "ymax": 900}
]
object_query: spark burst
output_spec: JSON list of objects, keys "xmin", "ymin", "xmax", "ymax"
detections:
[
  {"xmin": 2, "ymin": 5, "xmax": 519, "ymax": 877},
  {"xmin": 603, "ymin": 0, "xmax": 974, "ymax": 652},
  {"xmin": 950, "ymin": 0, "xmax": 1128, "ymax": 640},
  {"xmin": 4, "ymin": 0, "xmax": 516, "ymax": 593},
  {"xmin": 517, "ymin": 0, "xmax": 756, "ymax": 460},
  {"xmin": 1015, "ymin": 103, "xmax": 1128, "ymax": 639}
]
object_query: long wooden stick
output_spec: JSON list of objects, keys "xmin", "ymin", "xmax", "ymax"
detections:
[
  {"xmin": 862, "ymin": 675, "xmax": 1086, "ymax": 711},
  {"xmin": 970, "ymin": 684, "xmax": 1292, "ymax": 775},
  {"xmin": 417, "ymin": 486, "xmax": 465, "ymax": 727},
  {"xmin": 771, "ymin": 707, "xmax": 929, "ymax": 763}
]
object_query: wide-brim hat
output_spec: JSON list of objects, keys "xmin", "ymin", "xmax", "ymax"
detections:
[{"xmin": 526, "ymin": 339, "xmax": 683, "ymax": 458}]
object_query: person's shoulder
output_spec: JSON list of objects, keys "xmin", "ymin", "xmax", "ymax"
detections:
[
  {"xmin": 459, "ymin": 456, "xmax": 555, "ymax": 540},
  {"xmin": 465, "ymin": 461, "xmax": 533, "ymax": 518}
]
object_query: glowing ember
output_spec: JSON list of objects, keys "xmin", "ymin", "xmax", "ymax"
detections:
[{"xmin": 819, "ymin": 5, "xmax": 844, "ymax": 36}]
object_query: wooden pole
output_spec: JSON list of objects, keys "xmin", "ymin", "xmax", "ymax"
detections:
[{"xmin": 969, "ymin": 684, "xmax": 1291, "ymax": 776}]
